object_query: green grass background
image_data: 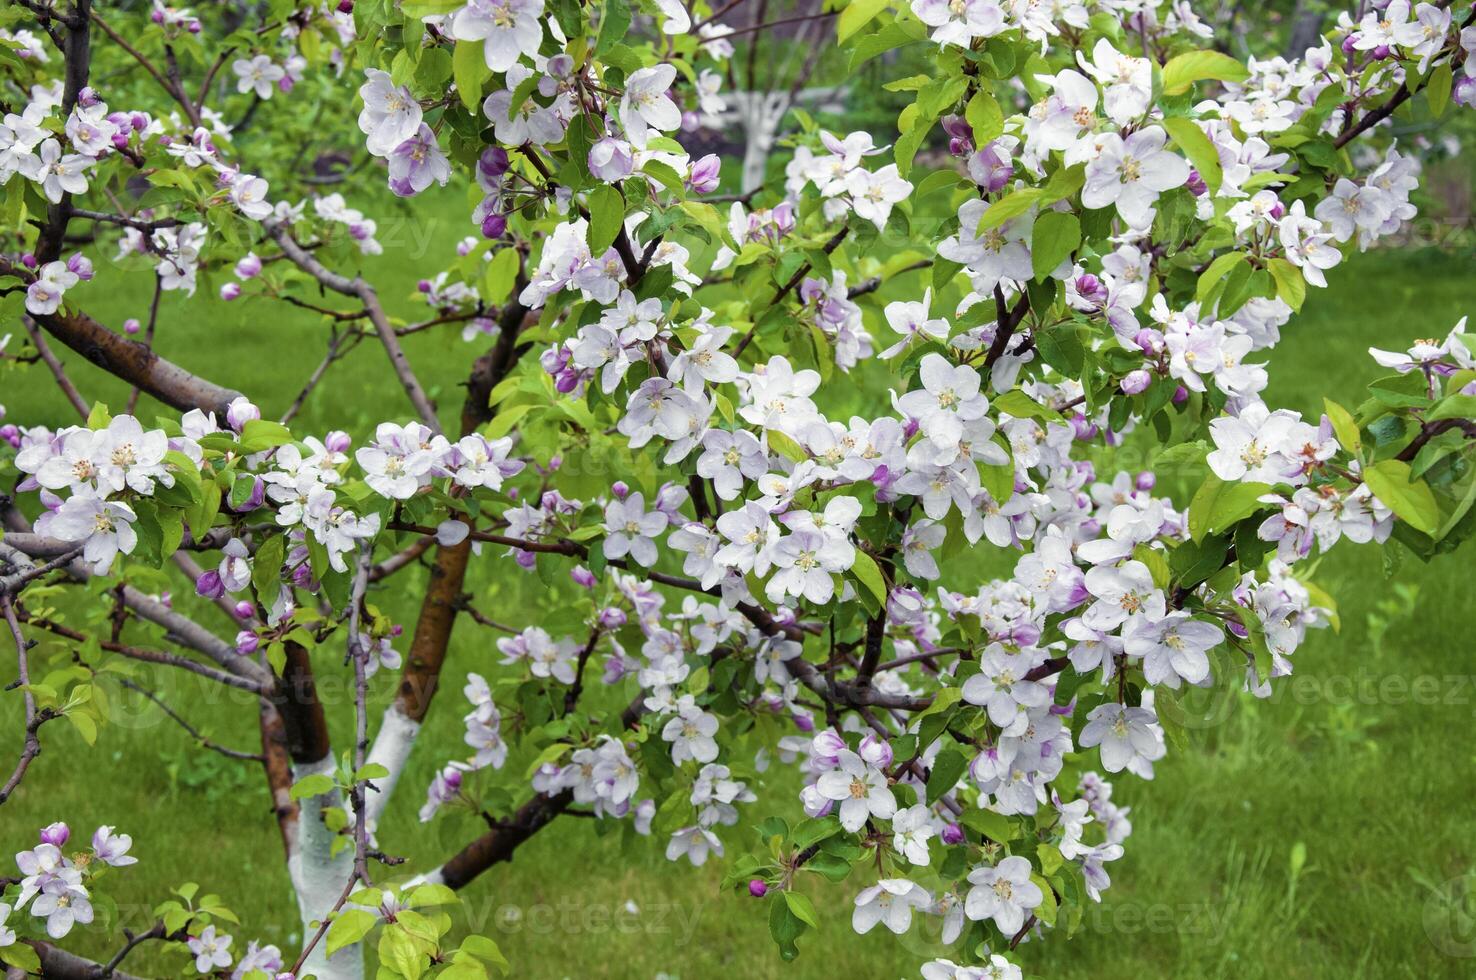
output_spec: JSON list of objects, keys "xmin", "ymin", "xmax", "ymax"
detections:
[{"xmin": 3, "ymin": 205, "xmax": 1475, "ymax": 979}]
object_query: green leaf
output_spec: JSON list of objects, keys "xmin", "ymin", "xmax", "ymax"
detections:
[
  {"xmin": 1187, "ymin": 476, "xmax": 1273, "ymax": 541},
  {"xmin": 290, "ymin": 773, "xmax": 335, "ymax": 800},
  {"xmin": 452, "ymin": 42, "xmax": 491, "ymax": 111},
  {"xmin": 993, "ymin": 389, "xmax": 1061, "ymax": 421},
  {"xmin": 1196, "ymin": 251, "xmax": 1247, "ymax": 303},
  {"xmin": 586, "ymin": 184, "xmax": 624, "ymax": 256},
  {"xmin": 847, "ymin": 21, "xmax": 921, "ymax": 72},
  {"xmin": 766, "ymin": 429, "xmax": 808, "ymax": 463},
  {"xmin": 837, "ymin": 0, "xmax": 890, "ymax": 43},
  {"xmin": 459, "ymin": 935, "xmax": 510, "ymax": 973},
  {"xmin": 1428, "ymin": 394, "xmax": 1476, "ymax": 422},
  {"xmin": 1322, "ymin": 398, "xmax": 1360, "ymax": 455},
  {"xmin": 482, "ymin": 246, "xmax": 520, "ymax": 306},
  {"xmin": 1036, "ymin": 841, "xmax": 1064, "ymax": 876},
  {"xmin": 326, "ymin": 908, "xmax": 377, "ymax": 956},
  {"xmin": 354, "ymin": 762, "xmax": 390, "ymax": 781},
  {"xmin": 239, "ymin": 419, "xmax": 295, "ymax": 452},
  {"xmin": 959, "ymin": 807, "xmax": 1015, "ymax": 843},
  {"xmin": 849, "ymin": 549, "xmax": 888, "ymax": 607},
  {"xmin": 1030, "ymin": 210, "xmax": 1079, "ymax": 281},
  {"xmin": 1426, "ymin": 62, "xmax": 1453, "ymax": 118},
  {"xmin": 1161, "ymin": 116, "xmax": 1222, "ymax": 194},
  {"xmin": 379, "ymin": 923, "xmax": 429, "ymax": 980},
  {"xmin": 1132, "ymin": 543, "xmax": 1171, "ymax": 590},
  {"xmin": 1266, "ymin": 257, "xmax": 1306, "ymax": 312},
  {"xmin": 964, "ymin": 88, "xmax": 1004, "ymax": 146},
  {"xmin": 1031, "ymin": 873, "xmax": 1059, "ymax": 926},
  {"xmin": 1363, "ymin": 459, "xmax": 1440, "ymax": 535},
  {"xmin": 401, "ymin": 0, "xmax": 462, "ymax": 15},
  {"xmin": 0, "ymin": 944, "xmax": 41, "ymax": 973},
  {"xmin": 67, "ymin": 709, "xmax": 97, "ymax": 745},
  {"xmin": 927, "ymin": 746, "xmax": 966, "ymax": 804},
  {"xmin": 593, "ymin": 0, "xmax": 631, "ymax": 57},
  {"xmin": 976, "ymin": 189, "xmax": 1040, "ymax": 232},
  {"xmin": 768, "ymin": 894, "xmax": 806, "ymax": 960},
  {"xmin": 1161, "ymin": 49, "xmax": 1249, "ymax": 95},
  {"xmin": 782, "ymin": 891, "xmax": 820, "ymax": 929}
]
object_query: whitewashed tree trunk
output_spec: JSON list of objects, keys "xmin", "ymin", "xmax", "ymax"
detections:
[
  {"xmin": 287, "ymin": 754, "xmax": 363, "ymax": 980},
  {"xmin": 362, "ymin": 702, "xmax": 422, "ymax": 828},
  {"xmin": 739, "ymin": 92, "xmax": 789, "ymax": 193}
]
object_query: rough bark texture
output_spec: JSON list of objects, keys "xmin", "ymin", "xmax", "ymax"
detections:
[
  {"xmin": 30, "ymin": 305, "xmax": 243, "ymax": 416},
  {"xmin": 274, "ymin": 640, "xmax": 332, "ymax": 765}
]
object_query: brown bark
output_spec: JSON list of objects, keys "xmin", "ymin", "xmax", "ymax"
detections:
[
  {"xmin": 10, "ymin": 295, "xmax": 245, "ymax": 417},
  {"xmin": 273, "ymin": 640, "xmax": 332, "ymax": 765},
  {"xmin": 260, "ymin": 701, "xmax": 300, "ymax": 855}
]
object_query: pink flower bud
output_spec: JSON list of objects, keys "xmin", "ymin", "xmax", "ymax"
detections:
[
  {"xmin": 611, "ymin": 481, "xmax": 630, "ymax": 500},
  {"xmin": 1341, "ymin": 33, "xmax": 1359, "ymax": 55},
  {"xmin": 810, "ymin": 729, "xmax": 846, "ymax": 767},
  {"xmin": 479, "ymin": 146, "xmax": 510, "ymax": 180},
  {"xmin": 21, "ymin": 253, "xmax": 36, "ymax": 270},
  {"xmin": 941, "ymin": 822, "xmax": 965, "ymax": 845},
  {"xmin": 1185, "ymin": 169, "xmax": 1208, "ymax": 196},
  {"xmin": 481, "ymin": 212, "xmax": 507, "ymax": 239},
  {"xmin": 234, "ymin": 600, "xmax": 255, "ymax": 619},
  {"xmin": 226, "ymin": 396, "xmax": 260, "ymax": 432},
  {"xmin": 968, "ymin": 142, "xmax": 1014, "ymax": 192},
  {"xmin": 859, "ymin": 732, "xmax": 892, "ymax": 769},
  {"xmin": 748, "ymin": 880, "xmax": 768, "ymax": 898},
  {"xmin": 123, "ymin": 317, "xmax": 141, "ymax": 335},
  {"xmin": 324, "ymin": 430, "xmax": 351, "ymax": 453},
  {"xmin": 235, "ymin": 253, "xmax": 262, "ymax": 279},
  {"xmin": 196, "ymin": 570, "xmax": 225, "ymax": 599},
  {"xmin": 235, "ymin": 630, "xmax": 259, "ymax": 655},
  {"xmin": 686, "ymin": 153, "xmax": 721, "ymax": 194},
  {"xmin": 1455, "ymin": 75, "xmax": 1476, "ymax": 108},
  {"xmin": 220, "ymin": 282, "xmax": 241, "ymax": 301},
  {"xmin": 570, "ymin": 565, "xmax": 597, "ymax": 589},
  {"xmin": 39, "ymin": 822, "xmax": 70, "ymax": 846},
  {"xmin": 66, "ymin": 253, "xmax": 94, "ymax": 281},
  {"xmin": 337, "ymin": 0, "xmax": 353, "ymax": 11},
  {"xmin": 1120, "ymin": 369, "xmax": 1152, "ymax": 394},
  {"xmin": 597, "ymin": 607, "xmax": 627, "ymax": 629},
  {"xmin": 1135, "ymin": 471, "xmax": 1156, "ymax": 491},
  {"xmin": 1171, "ymin": 385, "xmax": 1190, "ymax": 405}
]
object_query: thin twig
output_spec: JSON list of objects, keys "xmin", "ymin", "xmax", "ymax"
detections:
[{"xmin": 115, "ymin": 678, "xmax": 265, "ymax": 762}]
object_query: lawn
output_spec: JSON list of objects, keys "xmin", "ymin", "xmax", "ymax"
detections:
[{"xmin": 3, "ymin": 209, "xmax": 1473, "ymax": 979}]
